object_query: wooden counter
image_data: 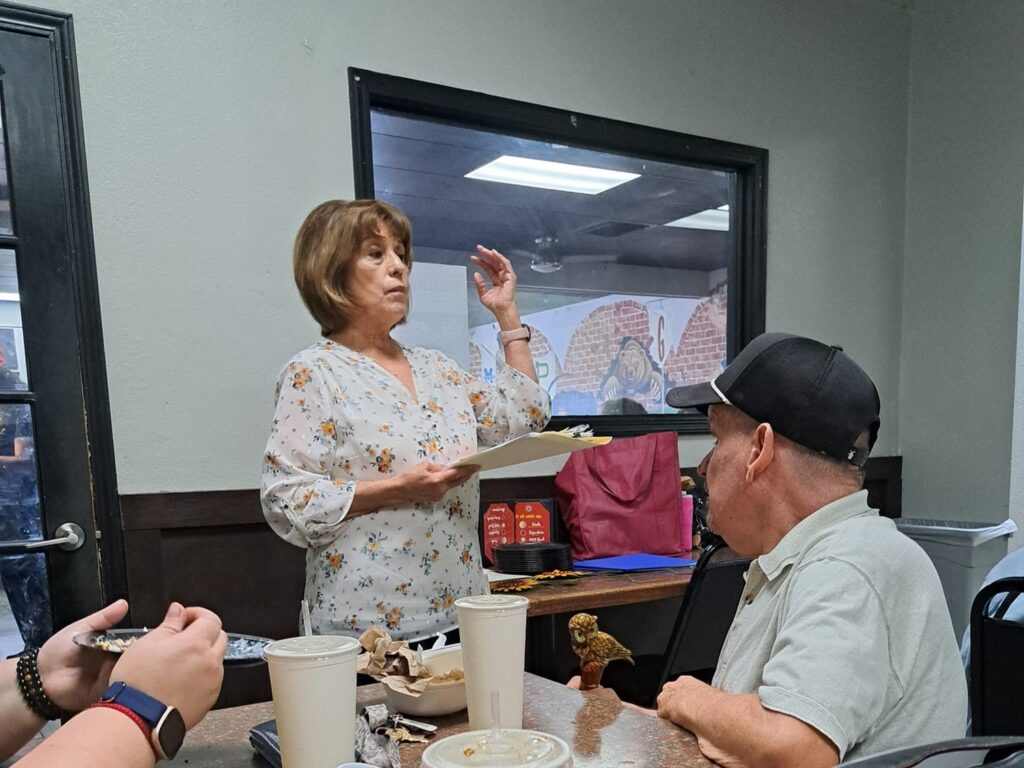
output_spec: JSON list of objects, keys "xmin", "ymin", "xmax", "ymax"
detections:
[
  {"xmin": 523, "ymin": 567, "xmax": 692, "ymax": 617},
  {"xmin": 179, "ymin": 673, "xmax": 714, "ymax": 767},
  {"xmin": 520, "ymin": 567, "xmax": 692, "ymax": 690}
]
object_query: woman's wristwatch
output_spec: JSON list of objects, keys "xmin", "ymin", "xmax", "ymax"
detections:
[
  {"xmin": 498, "ymin": 324, "xmax": 532, "ymax": 346},
  {"xmin": 92, "ymin": 682, "xmax": 186, "ymax": 760}
]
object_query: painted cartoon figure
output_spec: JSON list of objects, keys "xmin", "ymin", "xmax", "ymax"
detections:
[{"xmin": 599, "ymin": 337, "xmax": 664, "ymax": 403}]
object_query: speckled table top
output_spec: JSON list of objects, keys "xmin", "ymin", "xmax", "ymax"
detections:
[{"xmin": 181, "ymin": 673, "xmax": 713, "ymax": 767}]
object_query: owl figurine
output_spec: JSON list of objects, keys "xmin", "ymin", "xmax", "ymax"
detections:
[{"xmin": 568, "ymin": 612, "xmax": 634, "ymax": 667}]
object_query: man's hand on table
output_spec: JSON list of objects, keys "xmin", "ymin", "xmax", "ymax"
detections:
[
  {"xmin": 657, "ymin": 675, "xmax": 839, "ymax": 768},
  {"xmin": 565, "ymin": 676, "xmax": 658, "ymax": 716},
  {"xmin": 655, "ymin": 674, "xmax": 705, "ymax": 725}
]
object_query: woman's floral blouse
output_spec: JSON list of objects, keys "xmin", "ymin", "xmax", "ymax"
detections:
[{"xmin": 261, "ymin": 339, "xmax": 551, "ymax": 641}]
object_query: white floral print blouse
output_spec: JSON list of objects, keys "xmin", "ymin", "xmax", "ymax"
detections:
[{"xmin": 261, "ymin": 339, "xmax": 551, "ymax": 641}]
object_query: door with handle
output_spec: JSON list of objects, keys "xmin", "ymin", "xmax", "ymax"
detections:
[{"xmin": 0, "ymin": 5, "xmax": 123, "ymax": 657}]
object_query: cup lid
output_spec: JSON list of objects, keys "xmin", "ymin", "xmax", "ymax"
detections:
[
  {"xmin": 455, "ymin": 595, "xmax": 529, "ymax": 611},
  {"xmin": 421, "ymin": 729, "xmax": 571, "ymax": 768},
  {"xmin": 264, "ymin": 635, "xmax": 360, "ymax": 659}
]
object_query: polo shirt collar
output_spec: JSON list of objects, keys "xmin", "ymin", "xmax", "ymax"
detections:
[{"xmin": 756, "ymin": 489, "xmax": 873, "ymax": 581}]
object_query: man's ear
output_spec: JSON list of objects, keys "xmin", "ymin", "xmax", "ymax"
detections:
[{"xmin": 745, "ymin": 422, "xmax": 775, "ymax": 482}]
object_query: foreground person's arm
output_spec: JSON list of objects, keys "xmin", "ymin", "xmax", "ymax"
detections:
[
  {"xmin": 15, "ymin": 603, "xmax": 226, "ymax": 768},
  {"xmin": 0, "ymin": 657, "xmax": 47, "ymax": 762},
  {"xmin": 0, "ymin": 600, "xmax": 130, "ymax": 762},
  {"xmin": 14, "ymin": 707, "xmax": 157, "ymax": 768},
  {"xmin": 657, "ymin": 676, "xmax": 839, "ymax": 768}
]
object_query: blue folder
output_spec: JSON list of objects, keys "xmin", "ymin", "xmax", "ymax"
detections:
[{"xmin": 573, "ymin": 553, "xmax": 696, "ymax": 571}]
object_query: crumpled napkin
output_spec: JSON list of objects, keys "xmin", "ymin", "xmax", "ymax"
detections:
[
  {"xmin": 356, "ymin": 626, "xmax": 437, "ymax": 697},
  {"xmin": 355, "ymin": 704, "xmax": 401, "ymax": 768}
]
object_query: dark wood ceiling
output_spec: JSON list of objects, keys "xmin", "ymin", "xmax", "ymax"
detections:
[{"xmin": 371, "ymin": 112, "xmax": 733, "ymax": 277}]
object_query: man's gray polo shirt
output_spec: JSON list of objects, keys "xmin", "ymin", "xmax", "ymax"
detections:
[{"xmin": 712, "ymin": 490, "xmax": 967, "ymax": 761}]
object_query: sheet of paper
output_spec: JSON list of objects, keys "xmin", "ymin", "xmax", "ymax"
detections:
[
  {"xmin": 484, "ymin": 568, "xmax": 532, "ymax": 583},
  {"xmin": 449, "ymin": 431, "xmax": 611, "ymax": 472}
]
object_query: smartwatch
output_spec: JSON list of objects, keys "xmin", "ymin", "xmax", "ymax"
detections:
[
  {"xmin": 99, "ymin": 682, "xmax": 187, "ymax": 760},
  {"xmin": 498, "ymin": 324, "xmax": 532, "ymax": 346}
]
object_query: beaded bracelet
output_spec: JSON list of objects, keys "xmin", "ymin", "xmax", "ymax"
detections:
[{"xmin": 16, "ymin": 648, "xmax": 67, "ymax": 721}]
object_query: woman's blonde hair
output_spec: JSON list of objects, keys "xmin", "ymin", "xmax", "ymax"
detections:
[{"xmin": 292, "ymin": 199, "xmax": 413, "ymax": 335}]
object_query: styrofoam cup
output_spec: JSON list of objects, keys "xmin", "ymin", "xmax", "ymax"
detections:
[
  {"xmin": 265, "ymin": 635, "xmax": 360, "ymax": 768},
  {"xmin": 455, "ymin": 594, "xmax": 529, "ymax": 730}
]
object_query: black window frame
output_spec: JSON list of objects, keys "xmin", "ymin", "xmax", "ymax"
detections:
[{"xmin": 349, "ymin": 67, "xmax": 766, "ymax": 436}]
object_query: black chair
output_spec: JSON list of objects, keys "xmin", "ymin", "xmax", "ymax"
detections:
[
  {"xmin": 600, "ymin": 541, "xmax": 750, "ymax": 706},
  {"xmin": 655, "ymin": 542, "xmax": 751, "ymax": 691},
  {"xmin": 970, "ymin": 576, "xmax": 1024, "ymax": 736}
]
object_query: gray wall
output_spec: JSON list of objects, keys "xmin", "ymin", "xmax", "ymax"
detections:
[
  {"xmin": 901, "ymin": 0, "xmax": 1024, "ymax": 540},
  {"xmin": 47, "ymin": 0, "xmax": 915, "ymax": 492}
]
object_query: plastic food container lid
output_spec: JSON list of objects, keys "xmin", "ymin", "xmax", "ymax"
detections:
[
  {"xmin": 421, "ymin": 729, "xmax": 571, "ymax": 768},
  {"xmin": 455, "ymin": 595, "xmax": 529, "ymax": 612},
  {"xmin": 264, "ymin": 635, "xmax": 360, "ymax": 660}
]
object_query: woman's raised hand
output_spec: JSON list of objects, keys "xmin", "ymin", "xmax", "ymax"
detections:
[{"xmin": 471, "ymin": 245, "xmax": 519, "ymax": 320}]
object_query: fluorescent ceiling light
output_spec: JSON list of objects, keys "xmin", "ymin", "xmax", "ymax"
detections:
[
  {"xmin": 664, "ymin": 204, "xmax": 730, "ymax": 231},
  {"xmin": 0, "ymin": 292, "xmax": 19, "ymax": 302},
  {"xmin": 465, "ymin": 155, "xmax": 640, "ymax": 195}
]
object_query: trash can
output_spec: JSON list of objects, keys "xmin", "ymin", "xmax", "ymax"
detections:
[{"xmin": 895, "ymin": 518, "xmax": 1018, "ymax": 639}]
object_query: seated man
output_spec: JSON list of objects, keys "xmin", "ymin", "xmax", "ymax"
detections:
[{"xmin": 657, "ymin": 332, "xmax": 966, "ymax": 767}]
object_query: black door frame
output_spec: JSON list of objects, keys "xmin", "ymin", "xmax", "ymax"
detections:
[{"xmin": 0, "ymin": 2, "xmax": 125, "ymax": 623}]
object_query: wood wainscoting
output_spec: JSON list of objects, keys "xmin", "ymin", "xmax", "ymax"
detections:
[{"xmin": 119, "ymin": 456, "xmax": 901, "ymax": 707}]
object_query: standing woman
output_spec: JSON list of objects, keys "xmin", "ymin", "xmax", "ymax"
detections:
[{"xmin": 261, "ymin": 200, "xmax": 550, "ymax": 641}]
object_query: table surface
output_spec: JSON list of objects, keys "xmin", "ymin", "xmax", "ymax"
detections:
[
  {"xmin": 180, "ymin": 673, "xmax": 713, "ymax": 767},
  {"xmin": 523, "ymin": 566, "xmax": 693, "ymax": 617}
]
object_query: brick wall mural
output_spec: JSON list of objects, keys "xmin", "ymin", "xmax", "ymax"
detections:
[
  {"xmin": 469, "ymin": 290, "xmax": 721, "ymax": 415},
  {"xmin": 469, "ymin": 342, "xmax": 482, "ymax": 380},
  {"xmin": 663, "ymin": 281, "xmax": 728, "ymax": 387},
  {"xmin": 557, "ymin": 301, "xmax": 664, "ymax": 413},
  {"xmin": 469, "ymin": 329, "xmax": 560, "ymax": 385}
]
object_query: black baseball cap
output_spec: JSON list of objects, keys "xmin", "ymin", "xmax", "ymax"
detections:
[{"xmin": 665, "ymin": 332, "xmax": 880, "ymax": 467}]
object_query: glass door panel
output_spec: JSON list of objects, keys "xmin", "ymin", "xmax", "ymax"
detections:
[
  {"xmin": 0, "ymin": 83, "xmax": 49, "ymax": 655},
  {"xmin": 0, "ymin": 404, "xmax": 49, "ymax": 654},
  {"xmin": 0, "ymin": 249, "xmax": 28, "ymax": 390},
  {"xmin": 0, "ymin": 104, "xmax": 11, "ymax": 234}
]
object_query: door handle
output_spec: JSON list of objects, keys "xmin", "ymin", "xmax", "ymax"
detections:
[{"xmin": 0, "ymin": 523, "xmax": 85, "ymax": 554}]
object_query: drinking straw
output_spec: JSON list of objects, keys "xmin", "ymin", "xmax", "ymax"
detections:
[
  {"xmin": 301, "ymin": 599, "xmax": 312, "ymax": 637},
  {"xmin": 490, "ymin": 691, "xmax": 501, "ymax": 738}
]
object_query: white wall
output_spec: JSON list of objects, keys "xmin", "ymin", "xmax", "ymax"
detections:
[
  {"xmin": 901, "ymin": 0, "xmax": 1024, "ymax": 536},
  {"xmin": 48, "ymin": 0, "xmax": 911, "ymax": 493}
]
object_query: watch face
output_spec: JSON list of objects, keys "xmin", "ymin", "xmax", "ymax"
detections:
[{"xmin": 155, "ymin": 707, "xmax": 187, "ymax": 759}]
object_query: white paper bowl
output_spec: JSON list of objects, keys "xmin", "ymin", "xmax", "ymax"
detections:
[{"xmin": 383, "ymin": 645, "xmax": 467, "ymax": 717}]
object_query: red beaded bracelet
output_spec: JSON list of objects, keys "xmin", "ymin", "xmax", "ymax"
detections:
[{"xmin": 90, "ymin": 702, "xmax": 160, "ymax": 760}]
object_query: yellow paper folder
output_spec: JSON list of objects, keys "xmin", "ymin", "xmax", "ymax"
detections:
[{"xmin": 449, "ymin": 431, "xmax": 612, "ymax": 472}]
